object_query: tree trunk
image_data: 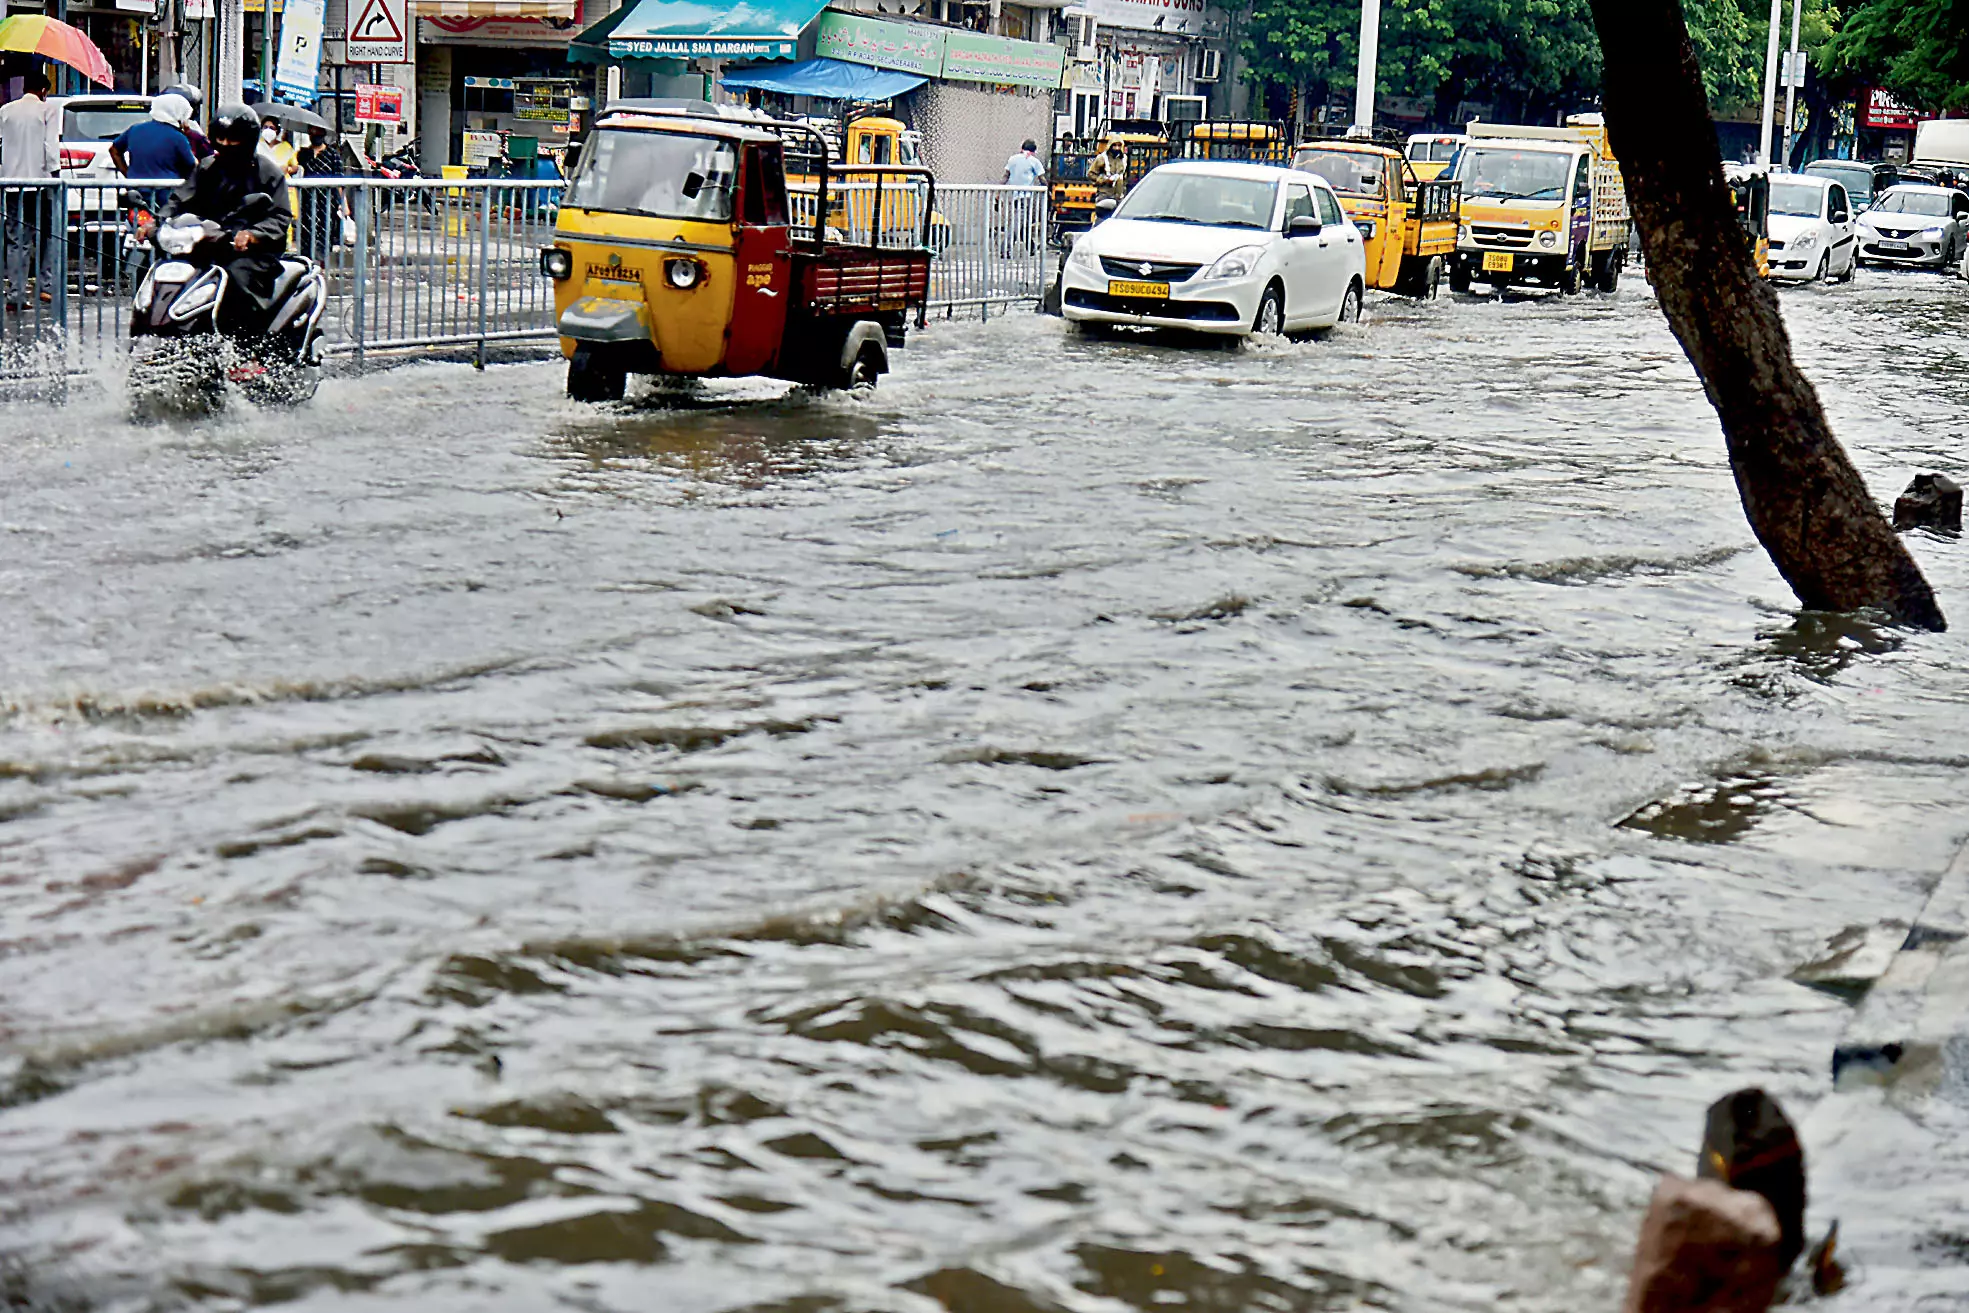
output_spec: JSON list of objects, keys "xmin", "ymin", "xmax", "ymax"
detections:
[{"xmin": 1585, "ymin": 0, "xmax": 1946, "ymax": 631}]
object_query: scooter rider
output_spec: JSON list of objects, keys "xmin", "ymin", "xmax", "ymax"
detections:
[{"xmin": 142, "ymin": 104, "xmax": 292, "ymax": 336}]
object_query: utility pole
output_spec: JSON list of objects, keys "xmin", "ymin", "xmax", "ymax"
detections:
[
  {"xmin": 261, "ymin": 0, "xmax": 274, "ymax": 104},
  {"xmin": 1354, "ymin": 0, "xmax": 1380, "ymax": 131},
  {"xmin": 1758, "ymin": 0, "xmax": 1783, "ymax": 164},
  {"xmin": 1781, "ymin": 0, "xmax": 1804, "ymax": 167}
]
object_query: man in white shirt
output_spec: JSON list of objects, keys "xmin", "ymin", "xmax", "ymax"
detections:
[
  {"xmin": 1001, "ymin": 139, "xmax": 1045, "ymax": 254},
  {"xmin": 1, "ymin": 71, "xmax": 61, "ymax": 309}
]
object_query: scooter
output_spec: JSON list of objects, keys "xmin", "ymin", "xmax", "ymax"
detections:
[{"xmin": 127, "ymin": 196, "xmax": 326, "ymax": 420}]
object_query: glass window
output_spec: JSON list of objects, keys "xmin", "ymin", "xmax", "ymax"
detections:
[
  {"xmin": 1768, "ymin": 179, "xmax": 1828, "ymax": 218},
  {"xmin": 62, "ymin": 102, "xmax": 151, "ymax": 142},
  {"xmin": 1114, "ymin": 170, "xmax": 1277, "ymax": 229},
  {"xmin": 1317, "ymin": 188, "xmax": 1344, "ymax": 226},
  {"xmin": 567, "ymin": 130, "xmax": 739, "ymax": 222},
  {"xmin": 1829, "ymin": 184, "xmax": 1849, "ymax": 217},
  {"xmin": 742, "ymin": 144, "xmax": 789, "ymax": 226},
  {"xmin": 1284, "ymin": 183, "xmax": 1316, "ymax": 225},
  {"xmin": 1573, "ymin": 154, "xmax": 1592, "ymax": 203},
  {"xmin": 1455, "ymin": 147, "xmax": 1572, "ymax": 202},
  {"xmin": 1872, "ymin": 189, "xmax": 1953, "ymax": 216},
  {"xmin": 1292, "ymin": 148, "xmax": 1384, "ymax": 196}
]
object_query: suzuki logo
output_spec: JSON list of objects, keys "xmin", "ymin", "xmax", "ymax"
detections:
[{"xmin": 1138, "ymin": 262, "xmax": 1154, "ymax": 276}]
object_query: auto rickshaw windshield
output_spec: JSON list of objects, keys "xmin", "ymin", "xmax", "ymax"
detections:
[
  {"xmin": 568, "ymin": 129, "xmax": 740, "ymax": 221},
  {"xmin": 1293, "ymin": 150, "xmax": 1382, "ymax": 196}
]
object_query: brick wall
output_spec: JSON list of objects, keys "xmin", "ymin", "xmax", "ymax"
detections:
[{"xmin": 907, "ymin": 83, "xmax": 1055, "ymax": 183}]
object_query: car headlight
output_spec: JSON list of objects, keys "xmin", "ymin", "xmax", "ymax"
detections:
[
  {"xmin": 1791, "ymin": 230, "xmax": 1819, "ymax": 250},
  {"xmin": 665, "ymin": 257, "xmax": 704, "ymax": 290},
  {"xmin": 1538, "ymin": 230, "xmax": 1558, "ymax": 248},
  {"xmin": 1922, "ymin": 225, "xmax": 1946, "ymax": 237},
  {"xmin": 539, "ymin": 246, "xmax": 573, "ymax": 280},
  {"xmin": 1205, "ymin": 245, "xmax": 1265, "ymax": 280},
  {"xmin": 1067, "ymin": 239, "xmax": 1099, "ymax": 269}
]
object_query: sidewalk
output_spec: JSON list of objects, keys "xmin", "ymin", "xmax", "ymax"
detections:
[{"xmin": 1807, "ymin": 839, "xmax": 1969, "ymax": 1310}]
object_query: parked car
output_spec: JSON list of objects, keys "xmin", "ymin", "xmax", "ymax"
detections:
[
  {"xmin": 1765, "ymin": 174, "xmax": 1858, "ymax": 283},
  {"xmin": 1857, "ymin": 185, "xmax": 1969, "ymax": 268},
  {"xmin": 1059, "ymin": 161, "xmax": 1369, "ymax": 340},
  {"xmin": 51, "ymin": 93, "xmax": 155, "ymax": 231},
  {"xmin": 1803, "ymin": 159, "xmax": 1897, "ymax": 212}
]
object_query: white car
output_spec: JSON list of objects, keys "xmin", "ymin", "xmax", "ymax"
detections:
[
  {"xmin": 1060, "ymin": 161, "xmax": 1369, "ymax": 338},
  {"xmin": 51, "ymin": 94, "xmax": 155, "ymax": 230},
  {"xmin": 1857, "ymin": 184, "xmax": 1969, "ymax": 268},
  {"xmin": 1765, "ymin": 173, "xmax": 1858, "ymax": 283}
]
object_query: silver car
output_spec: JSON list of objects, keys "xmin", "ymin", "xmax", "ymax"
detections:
[{"xmin": 1857, "ymin": 184, "xmax": 1969, "ymax": 268}]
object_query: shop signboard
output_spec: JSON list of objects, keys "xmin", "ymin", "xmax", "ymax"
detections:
[
  {"xmin": 1861, "ymin": 87, "xmax": 1928, "ymax": 131},
  {"xmin": 462, "ymin": 130, "xmax": 502, "ymax": 167},
  {"xmin": 942, "ymin": 29, "xmax": 1064, "ymax": 89},
  {"xmin": 514, "ymin": 78, "xmax": 573, "ymax": 125},
  {"xmin": 814, "ymin": 12, "xmax": 944, "ymax": 78},
  {"xmin": 354, "ymin": 82, "xmax": 404, "ymax": 123},
  {"xmin": 1082, "ymin": 0, "xmax": 1207, "ymax": 36},
  {"xmin": 273, "ymin": 0, "xmax": 327, "ymax": 102}
]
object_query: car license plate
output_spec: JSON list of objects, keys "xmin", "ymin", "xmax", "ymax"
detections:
[
  {"xmin": 1879, "ymin": 240, "xmax": 1909, "ymax": 251},
  {"xmin": 1108, "ymin": 279, "xmax": 1169, "ymax": 299},
  {"xmin": 1482, "ymin": 251, "xmax": 1515, "ymax": 273}
]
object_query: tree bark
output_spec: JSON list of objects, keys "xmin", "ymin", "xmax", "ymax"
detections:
[{"xmin": 1585, "ymin": 0, "xmax": 1946, "ymax": 631}]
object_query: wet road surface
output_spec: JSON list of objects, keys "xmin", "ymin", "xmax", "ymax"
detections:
[{"xmin": 3, "ymin": 272, "xmax": 1967, "ymax": 1311}]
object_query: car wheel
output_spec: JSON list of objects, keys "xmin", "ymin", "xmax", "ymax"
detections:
[
  {"xmin": 1814, "ymin": 252, "xmax": 1831, "ymax": 284},
  {"xmin": 1252, "ymin": 282, "xmax": 1285, "ymax": 338},
  {"xmin": 1337, "ymin": 280, "xmax": 1363, "ymax": 324}
]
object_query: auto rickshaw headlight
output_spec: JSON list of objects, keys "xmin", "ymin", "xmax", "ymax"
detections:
[
  {"xmin": 1354, "ymin": 218, "xmax": 1376, "ymax": 241},
  {"xmin": 666, "ymin": 257, "xmax": 704, "ymax": 290},
  {"xmin": 540, "ymin": 247, "xmax": 573, "ymax": 280}
]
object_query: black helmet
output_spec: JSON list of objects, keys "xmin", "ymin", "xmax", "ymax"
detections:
[
  {"xmin": 211, "ymin": 102, "xmax": 260, "ymax": 143},
  {"xmin": 163, "ymin": 82, "xmax": 204, "ymax": 112}
]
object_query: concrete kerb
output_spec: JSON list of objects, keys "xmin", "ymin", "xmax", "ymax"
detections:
[{"xmin": 1804, "ymin": 837, "xmax": 1969, "ymax": 1308}]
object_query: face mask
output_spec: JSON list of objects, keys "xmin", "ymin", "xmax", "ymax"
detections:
[
  {"xmin": 262, "ymin": 126, "xmax": 279, "ymax": 143},
  {"xmin": 216, "ymin": 137, "xmax": 256, "ymax": 166}
]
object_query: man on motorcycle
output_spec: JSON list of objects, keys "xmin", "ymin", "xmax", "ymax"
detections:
[{"xmin": 144, "ymin": 104, "xmax": 292, "ymax": 336}]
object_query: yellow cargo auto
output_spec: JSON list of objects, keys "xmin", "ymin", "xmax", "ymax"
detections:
[
  {"xmin": 1293, "ymin": 137, "xmax": 1460, "ymax": 297},
  {"xmin": 785, "ymin": 113, "xmax": 948, "ymax": 248}
]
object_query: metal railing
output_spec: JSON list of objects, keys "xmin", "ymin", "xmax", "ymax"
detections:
[{"xmin": 0, "ymin": 176, "xmax": 1043, "ymax": 389}]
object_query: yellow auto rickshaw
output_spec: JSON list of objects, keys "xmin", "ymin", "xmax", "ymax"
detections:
[{"xmin": 540, "ymin": 103, "xmax": 935, "ymax": 401}]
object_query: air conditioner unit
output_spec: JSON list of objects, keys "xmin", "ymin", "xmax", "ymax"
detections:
[
  {"xmin": 1194, "ymin": 48, "xmax": 1223, "ymax": 83},
  {"xmin": 1070, "ymin": 13, "xmax": 1099, "ymax": 61}
]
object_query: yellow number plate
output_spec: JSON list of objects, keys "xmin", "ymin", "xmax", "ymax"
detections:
[
  {"xmin": 1482, "ymin": 251, "xmax": 1515, "ymax": 273},
  {"xmin": 1108, "ymin": 279, "xmax": 1169, "ymax": 299}
]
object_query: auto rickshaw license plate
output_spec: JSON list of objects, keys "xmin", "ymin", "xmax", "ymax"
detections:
[
  {"xmin": 1109, "ymin": 280, "xmax": 1169, "ymax": 299},
  {"xmin": 1482, "ymin": 252, "xmax": 1515, "ymax": 272}
]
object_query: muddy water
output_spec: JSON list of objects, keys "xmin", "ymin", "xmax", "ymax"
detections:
[{"xmin": 2, "ymin": 274, "xmax": 1966, "ymax": 1311}]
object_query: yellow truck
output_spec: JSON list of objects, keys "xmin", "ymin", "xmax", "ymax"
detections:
[
  {"xmin": 1049, "ymin": 120, "xmax": 1169, "ymax": 243},
  {"xmin": 1292, "ymin": 137, "xmax": 1460, "ymax": 297},
  {"xmin": 1449, "ymin": 114, "xmax": 1631, "ymax": 295},
  {"xmin": 785, "ymin": 114, "xmax": 947, "ymax": 249}
]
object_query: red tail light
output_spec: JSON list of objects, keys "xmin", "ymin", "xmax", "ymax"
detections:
[{"xmin": 60, "ymin": 147, "xmax": 94, "ymax": 170}]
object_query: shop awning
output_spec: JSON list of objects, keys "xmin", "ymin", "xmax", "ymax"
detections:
[
  {"xmin": 718, "ymin": 57, "xmax": 924, "ymax": 101},
  {"xmin": 412, "ymin": 0, "xmax": 577, "ymax": 18},
  {"xmin": 601, "ymin": 0, "xmax": 827, "ymax": 61}
]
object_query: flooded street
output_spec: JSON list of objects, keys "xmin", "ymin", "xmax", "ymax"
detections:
[{"xmin": 3, "ymin": 274, "xmax": 1967, "ymax": 1311}]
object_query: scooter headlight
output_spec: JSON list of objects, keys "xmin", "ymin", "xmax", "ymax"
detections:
[
  {"xmin": 665, "ymin": 257, "xmax": 704, "ymax": 290},
  {"xmin": 539, "ymin": 246, "xmax": 573, "ymax": 280}
]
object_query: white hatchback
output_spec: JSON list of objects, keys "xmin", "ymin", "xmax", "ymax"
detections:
[
  {"xmin": 1060, "ymin": 161, "xmax": 1369, "ymax": 338},
  {"xmin": 1766, "ymin": 173, "xmax": 1859, "ymax": 283}
]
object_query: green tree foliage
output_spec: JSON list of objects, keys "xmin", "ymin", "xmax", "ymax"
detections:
[
  {"xmin": 1239, "ymin": 0, "xmax": 1834, "ymax": 120},
  {"xmin": 1821, "ymin": 0, "xmax": 1969, "ymax": 109}
]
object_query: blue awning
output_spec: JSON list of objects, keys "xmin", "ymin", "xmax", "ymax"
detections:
[
  {"xmin": 719, "ymin": 57, "xmax": 925, "ymax": 101},
  {"xmin": 604, "ymin": 0, "xmax": 828, "ymax": 61}
]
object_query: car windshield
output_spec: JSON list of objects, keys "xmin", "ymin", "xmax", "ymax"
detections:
[
  {"xmin": 1293, "ymin": 149, "xmax": 1384, "ymax": 196},
  {"xmin": 1455, "ymin": 147, "xmax": 1571, "ymax": 201},
  {"xmin": 1115, "ymin": 171, "xmax": 1278, "ymax": 229},
  {"xmin": 566, "ymin": 129, "xmax": 738, "ymax": 221},
  {"xmin": 63, "ymin": 103, "xmax": 152, "ymax": 141},
  {"xmin": 1769, "ymin": 180, "xmax": 1827, "ymax": 218},
  {"xmin": 1806, "ymin": 164, "xmax": 1873, "ymax": 198},
  {"xmin": 1872, "ymin": 190, "xmax": 1952, "ymax": 216}
]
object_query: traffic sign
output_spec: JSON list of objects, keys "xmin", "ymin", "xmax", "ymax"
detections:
[{"xmin": 347, "ymin": 0, "xmax": 407, "ymax": 63}]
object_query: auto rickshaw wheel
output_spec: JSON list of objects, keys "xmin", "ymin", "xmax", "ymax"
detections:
[
  {"xmin": 844, "ymin": 342, "xmax": 882, "ymax": 394},
  {"xmin": 568, "ymin": 345, "xmax": 626, "ymax": 403}
]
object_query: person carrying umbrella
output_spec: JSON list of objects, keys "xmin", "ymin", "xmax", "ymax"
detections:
[
  {"xmin": 295, "ymin": 124, "xmax": 349, "ymax": 265},
  {"xmin": 0, "ymin": 68, "xmax": 59, "ymax": 310}
]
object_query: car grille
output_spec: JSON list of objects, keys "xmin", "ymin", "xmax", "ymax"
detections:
[
  {"xmin": 1065, "ymin": 288, "xmax": 1241, "ymax": 322},
  {"xmin": 1470, "ymin": 224, "xmax": 1533, "ymax": 248},
  {"xmin": 1871, "ymin": 226, "xmax": 1923, "ymax": 240},
  {"xmin": 1100, "ymin": 257, "xmax": 1202, "ymax": 282}
]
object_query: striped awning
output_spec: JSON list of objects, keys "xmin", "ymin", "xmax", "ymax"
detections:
[{"xmin": 411, "ymin": 0, "xmax": 577, "ymax": 18}]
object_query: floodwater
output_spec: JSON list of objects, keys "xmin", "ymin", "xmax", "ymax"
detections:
[{"xmin": 3, "ymin": 273, "xmax": 1967, "ymax": 1312}]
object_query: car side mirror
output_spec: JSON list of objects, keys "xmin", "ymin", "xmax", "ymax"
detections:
[
  {"xmin": 681, "ymin": 171, "xmax": 705, "ymax": 200},
  {"xmin": 1288, "ymin": 214, "xmax": 1322, "ymax": 237},
  {"xmin": 1361, "ymin": 174, "xmax": 1379, "ymax": 191},
  {"xmin": 1831, "ymin": 209, "xmax": 1849, "ymax": 224}
]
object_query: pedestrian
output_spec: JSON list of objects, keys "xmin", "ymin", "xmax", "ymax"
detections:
[
  {"xmin": 0, "ymin": 69, "xmax": 60, "ymax": 311},
  {"xmin": 294, "ymin": 124, "xmax": 350, "ymax": 265},
  {"xmin": 163, "ymin": 84, "xmax": 213, "ymax": 159},
  {"xmin": 1002, "ymin": 138, "xmax": 1045, "ymax": 254},
  {"xmin": 110, "ymin": 93, "xmax": 198, "ymax": 208},
  {"xmin": 1085, "ymin": 139, "xmax": 1129, "ymax": 200}
]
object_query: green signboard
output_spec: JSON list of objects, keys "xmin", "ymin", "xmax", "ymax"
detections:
[
  {"xmin": 941, "ymin": 29, "xmax": 1066, "ymax": 90},
  {"xmin": 814, "ymin": 12, "xmax": 945, "ymax": 78}
]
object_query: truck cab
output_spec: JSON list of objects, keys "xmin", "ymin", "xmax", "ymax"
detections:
[
  {"xmin": 1293, "ymin": 138, "xmax": 1460, "ymax": 297},
  {"xmin": 1449, "ymin": 117, "xmax": 1629, "ymax": 295}
]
